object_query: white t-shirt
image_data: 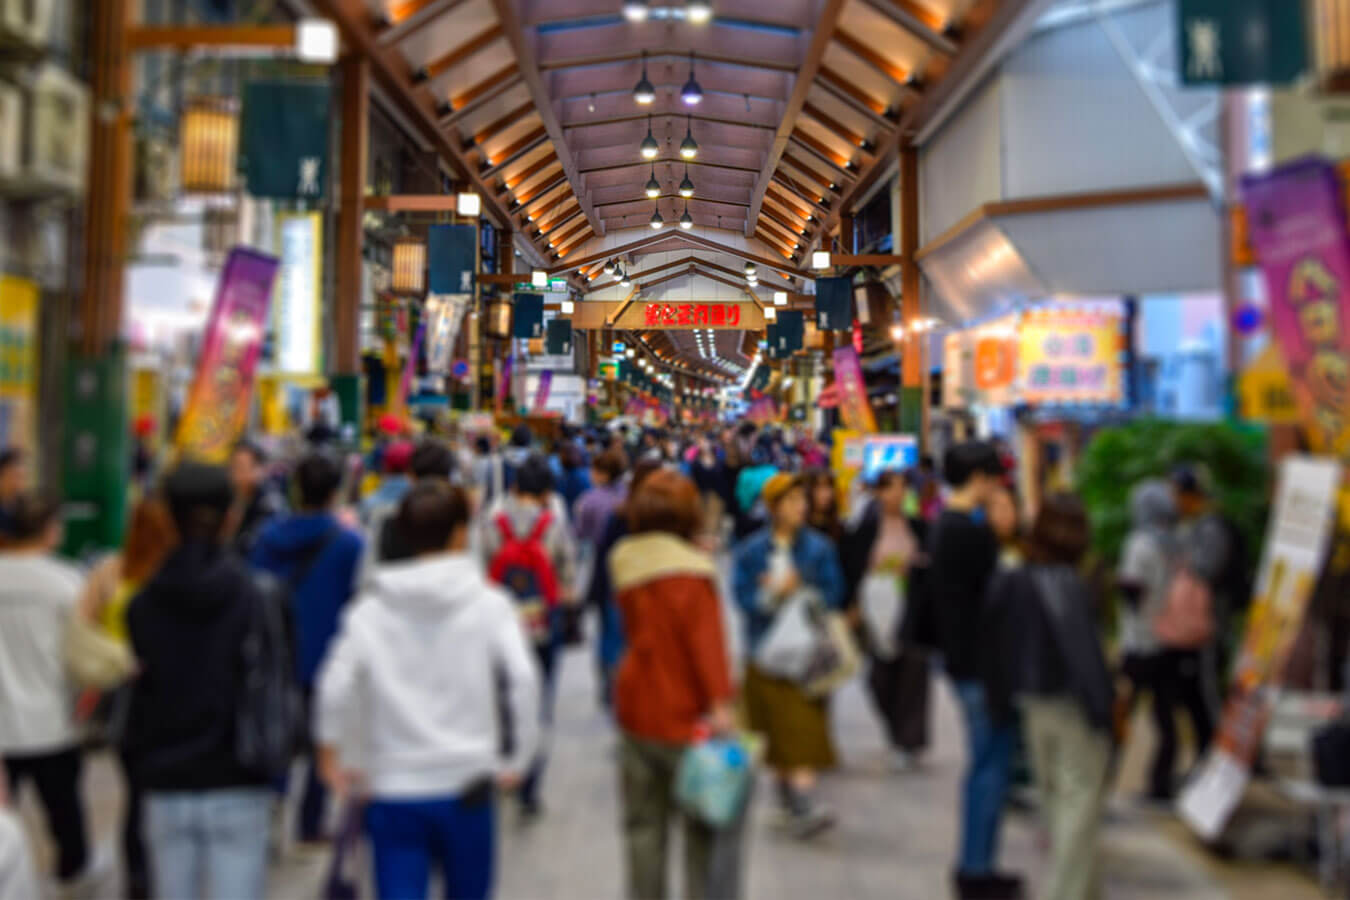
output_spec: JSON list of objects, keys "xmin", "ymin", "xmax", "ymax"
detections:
[
  {"xmin": 0, "ymin": 554, "xmax": 83, "ymax": 755},
  {"xmin": 1118, "ymin": 531, "xmax": 1170, "ymax": 656}
]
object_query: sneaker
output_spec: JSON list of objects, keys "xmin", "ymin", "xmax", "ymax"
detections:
[
  {"xmin": 61, "ymin": 842, "xmax": 116, "ymax": 900},
  {"xmin": 787, "ymin": 798, "xmax": 836, "ymax": 840},
  {"xmin": 953, "ymin": 871, "xmax": 1025, "ymax": 900}
]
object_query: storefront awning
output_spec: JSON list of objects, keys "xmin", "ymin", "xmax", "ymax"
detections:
[{"xmin": 916, "ymin": 183, "xmax": 1221, "ymax": 326}]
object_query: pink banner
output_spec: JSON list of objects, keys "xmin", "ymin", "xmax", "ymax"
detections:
[
  {"xmin": 175, "ymin": 248, "xmax": 279, "ymax": 463},
  {"xmin": 1243, "ymin": 158, "xmax": 1350, "ymax": 459},
  {"xmin": 832, "ymin": 345, "xmax": 877, "ymax": 434}
]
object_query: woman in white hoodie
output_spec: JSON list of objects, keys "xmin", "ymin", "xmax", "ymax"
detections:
[{"xmin": 316, "ymin": 481, "xmax": 541, "ymax": 900}]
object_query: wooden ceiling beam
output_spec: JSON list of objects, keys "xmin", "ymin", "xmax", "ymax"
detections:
[
  {"xmin": 415, "ymin": 23, "xmax": 502, "ymax": 83},
  {"xmin": 549, "ymin": 229, "xmax": 811, "ymax": 278},
  {"xmin": 444, "ymin": 63, "xmax": 520, "ymax": 119},
  {"xmin": 782, "ymin": 152, "xmax": 846, "ymax": 194},
  {"xmin": 789, "ymin": 129, "xmax": 855, "ymax": 175},
  {"xmin": 817, "ymin": 65, "xmax": 896, "ymax": 118},
  {"xmin": 551, "ymin": 217, "xmax": 590, "ymax": 249},
  {"xmin": 489, "ymin": 0, "xmax": 606, "ymax": 239},
  {"xmin": 560, "ymin": 112, "xmax": 778, "ymax": 133},
  {"xmin": 762, "ymin": 207, "xmax": 807, "ymax": 239},
  {"xmin": 500, "ymin": 152, "xmax": 558, "ymax": 194},
  {"xmin": 578, "ymin": 158, "xmax": 761, "ymax": 177},
  {"xmin": 834, "ymin": 29, "xmax": 916, "ymax": 86},
  {"xmin": 765, "ymin": 184, "xmax": 813, "ymax": 220},
  {"xmin": 802, "ymin": 101, "xmax": 872, "ymax": 152},
  {"xmin": 556, "ymin": 227, "xmax": 595, "ymax": 260},
  {"xmin": 538, "ymin": 49, "xmax": 799, "ymax": 75},
  {"xmin": 866, "ymin": 0, "xmax": 960, "ymax": 55},
  {"xmin": 594, "ymin": 193, "xmax": 750, "ymax": 210},
  {"xmin": 756, "ymin": 216, "xmax": 800, "ymax": 250},
  {"xmin": 479, "ymin": 125, "xmax": 549, "ymax": 176},
  {"xmin": 376, "ymin": 0, "xmax": 467, "ymax": 43},
  {"xmin": 743, "ymin": 0, "xmax": 844, "ymax": 238},
  {"xmin": 772, "ymin": 171, "xmax": 833, "ymax": 211},
  {"xmin": 469, "ymin": 100, "xmax": 536, "ymax": 149},
  {"xmin": 513, "ymin": 169, "xmax": 567, "ymax": 207}
]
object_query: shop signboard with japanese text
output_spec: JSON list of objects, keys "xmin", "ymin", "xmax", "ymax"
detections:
[
  {"xmin": 174, "ymin": 249, "xmax": 279, "ymax": 463},
  {"xmin": 571, "ymin": 300, "xmax": 764, "ymax": 331},
  {"xmin": 1016, "ymin": 305, "xmax": 1125, "ymax": 406},
  {"xmin": 0, "ymin": 275, "xmax": 38, "ymax": 458}
]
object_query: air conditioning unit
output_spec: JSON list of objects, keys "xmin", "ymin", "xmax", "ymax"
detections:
[
  {"xmin": 0, "ymin": 64, "xmax": 89, "ymax": 195},
  {"xmin": 0, "ymin": 0, "xmax": 52, "ymax": 50}
]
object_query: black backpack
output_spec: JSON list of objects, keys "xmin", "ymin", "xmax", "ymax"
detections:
[{"xmin": 235, "ymin": 573, "xmax": 304, "ymax": 777}]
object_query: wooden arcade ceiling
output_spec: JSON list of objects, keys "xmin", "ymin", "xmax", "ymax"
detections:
[{"xmin": 319, "ymin": 0, "xmax": 1024, "ymax": 276}]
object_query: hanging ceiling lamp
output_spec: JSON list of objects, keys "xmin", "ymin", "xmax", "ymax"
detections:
[
  {"xmin": 678, "ymin": 165, "xmax": 695, "ymax": 198},
  {"xmin": 619, "ymin": 266, "xmax": 631, "ymax": 286},
  {"xmin": 679, "ymin": 115, "xmax": 698, "ymax": 159},
  {"xmin": 633, "ymin": 50, "xmax": 655, "ymax": 104},
  {"xmin": 743, "ymin": 261, "xmax": 756, "ymax": 276},
  {"xmin": 603, "ymin": 259, "xmax": 616, "ymax": 275},
  {"xmin": 681, "ymin": 52, "xmax": 702, "ymax": 105},
  {"xmin": 645, "ymin": 165, "xmax": 661, "ymax": 199},
  {"xmin": 623, "ymin": 0, "xmax": 650, "ymax": 23},
  {"xmin": 685, "ymin": 0, "xmax": 712, "ymax": 24},
  {"xmin": 680, "ymin": 203, "xmax": 694, "ymax": 230},
  {"xmin": 650, "ymin": 204, "xmax": 664, "ymax": 229},
  {"xmin": 640, "ymin": 115, "xmax": 660, "ymax": 159}
]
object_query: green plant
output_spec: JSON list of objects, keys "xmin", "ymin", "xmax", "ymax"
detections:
[{"xmin": 1075, "ymin": 419, "xmax": 1270, "ymax": 570}]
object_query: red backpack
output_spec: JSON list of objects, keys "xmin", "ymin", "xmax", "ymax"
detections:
[{"xmin": 488, "ymin": 511, "xmax": 561, "ymax": 610}]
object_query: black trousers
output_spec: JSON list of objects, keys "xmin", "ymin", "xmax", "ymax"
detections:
[
  {"xmin": 5, "ymin": 745, "xmax": 89, "ymax": 881},
  {"xmin": 864, "ymin": 647, "xmax": 930, "ymax": 754},
  {"xmin": 1149, "ymin": 648, "xmax": 1215, "ymax": 799}
]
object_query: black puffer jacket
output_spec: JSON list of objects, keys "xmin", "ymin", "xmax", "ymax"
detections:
[
  {"xmin": 124, "ymin": 541, "xmax": 271, "ymax": 791},
  {"xmin": 980, "ymin": 564, "xmax": 1115, "ymax": 733}
]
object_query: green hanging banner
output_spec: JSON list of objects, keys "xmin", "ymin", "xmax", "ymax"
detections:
[
  {"xmin": 546, "ymin": 318, "xmax": 573, "ymax": 355},
  {"xmin": 1177, "ymin": 0, "xmax": 1307, "ymax": 86},
  {"xmin": 513, "ymin": 293, "xmax": 545, "ymax": 339},
  {"xmin": 776, "ymin": 310, "xmax": 804, "ymax": 354},
  {"xmin": 239, "ymin": 81, "xmax": 332, "ymax": 199}
]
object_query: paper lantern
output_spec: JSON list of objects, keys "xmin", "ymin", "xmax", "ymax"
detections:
[
  {"xmin": 485, "ymin": 294, "xmax": 513, "ymax": 341},
  {"xmin": 180, "ymin": 98, "xmax": 238, "ymax": 193},
  {"xmin": 391, "ymin": 241, "xmax": 427, "ymax": 294}
]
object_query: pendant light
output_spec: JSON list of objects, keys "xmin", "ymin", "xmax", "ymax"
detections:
[
  {"xmin": 644, "ymin": 165, "xmax": 661, "ymax": 199},
  {"xmin": 679, "ymin": 203, "xmax": 694, "ymax": 230},
  {"xmin": 603, "ymin": 259, "xmax": 615, "ymax": 275},
  {"xmin": 640, "ymin": 115, "xmax": 660, "ymax": 159},
  {"xmin": 623, "ymin": 0, "xmax": 650, "ymax": 23},
  {"xmin": 743, "ymin": 262, "xmax": 756, "ymax": 276},
  {"xmin": 633, "ymin": 50, "xmax": 655, "ymax": 105},
  {"xmin": 678, "ymin": 165, "xmax": 695, "ymax": 198},
  {"xmin": 685, "ymin": 0, "xmax": 712, "ymax": 24},
  {"xmin": 679, "ymin": 116, "xmax": 699, "ymax": 159},
  {"xmin": 681, "ymin": 52, "xmax": 702, "ymax": 105},
  {"xmin": 650, "ymin": 204, "xmax": 664, "ymax": 229},
  {"xmin": 619, "ymin": 265, "xmax": 631, "ymax": 286}
]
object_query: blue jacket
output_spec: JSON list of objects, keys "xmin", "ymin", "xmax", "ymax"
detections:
[
  {"xmin": 731, "ymin": 526, "xmax": 845, "ymax": 652},
  {"xmin": 251, "ymin": 512, "xmax": 364, "ymax": 686}
]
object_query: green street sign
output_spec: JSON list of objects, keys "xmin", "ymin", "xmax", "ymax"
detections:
[{"xmin": 1178, "ymin": 0, "xmax": 1307, "ymax": 87}]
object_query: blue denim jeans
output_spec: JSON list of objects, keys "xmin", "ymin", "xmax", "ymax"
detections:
[
  {"xmin": 144, "ymin": 788, "xmax": 271, "ymax": 900},
  {"xmin": 365, "ymin": 788, "xmax": 496, "ymax": 900},
  {"xmin": 954, "ymin": 680, "xmax": 1014, "ymax": 876}
]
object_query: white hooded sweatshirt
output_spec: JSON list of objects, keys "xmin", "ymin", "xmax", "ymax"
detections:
[{"xmin": 315, "ymin": 553, "xmax": 541, "ymax": 798}]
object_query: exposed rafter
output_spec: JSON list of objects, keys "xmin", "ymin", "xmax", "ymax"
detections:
[
  {"xmin": 834, "ymin": 30, "xmax": 917, "ymax": 86},
  {"xmin": 866, "ymin": 0, "xmax": 961, "ymax": 55},
  {"xmin": 538, "ymin": 49, "xmax": 799, "ymax": 74},
  {"xmin": 744, "ymin": 0, "xmax": 845, "ymax": 238},
  {"xmin": 415, "ymin": 24, "xmax": 502, "ymax": 83}
]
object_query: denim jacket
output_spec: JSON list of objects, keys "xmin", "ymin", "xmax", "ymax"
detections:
[{"xmin": 731, "ymin": 526, "xmax": 845, "ymax": 652}]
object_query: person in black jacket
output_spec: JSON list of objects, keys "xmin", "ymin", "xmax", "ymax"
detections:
[
  {"xmin": 980, "ymin": 493, "xmax": 1114, "ymax": 900},
  {"xmin": 125, "ymin": 462, "xmax": 277, "ymax": 900}
]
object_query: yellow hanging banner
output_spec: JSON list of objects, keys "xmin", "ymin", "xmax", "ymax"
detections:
[{"xmin": 0, "ymin": 275, "xmax": 39, "ymax": 457}]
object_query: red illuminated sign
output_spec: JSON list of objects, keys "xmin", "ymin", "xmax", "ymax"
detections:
[{"xmin": 643, "ymin": 302, "xmax": 742, "ymax": 328}]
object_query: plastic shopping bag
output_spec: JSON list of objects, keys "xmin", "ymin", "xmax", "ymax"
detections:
[
  {"xmin": 676, "ymin": 736, "xmax": 755, "ymax": 830},
  {"xmin": 859, "ymin": 572, "xmax": 905, "ymax": 661}
]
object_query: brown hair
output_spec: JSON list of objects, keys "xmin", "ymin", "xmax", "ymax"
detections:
[
  {"xmin": 627, "ymin": 469, "xmax": 701, "ymax": 541},
  {"xmin": 803, "ymin": 468, "xmax": 840, "ymax": 538},
  {"xmin": 1027, "ymin": 492, "xmax": 1090, "ymax": 566},
  {"xmin": 122, "ymin": 499, "xmax": 178, "ymax": 584},
  {"xmin": 397, "ymin": 481, "xmax": 471, "ymax": 556},
  {"xmin": 591, "ymin": 448, "xmax": 628, "ymax": 483}
]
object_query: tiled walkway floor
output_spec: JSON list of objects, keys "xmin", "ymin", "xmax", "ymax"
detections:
[{"xmin": 17, "ymin": 642, "xmax": 1328, "ymax": 899}]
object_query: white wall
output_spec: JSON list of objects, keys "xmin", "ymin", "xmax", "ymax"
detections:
[{"xmin": 920, "ymin": 76, "xmax": 1004, "ymax": 245}]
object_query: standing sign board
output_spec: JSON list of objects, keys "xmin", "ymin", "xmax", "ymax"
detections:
[
  {"xmin": 1179, "ymin": 456, "xmax": 1343, "ymax": 840},
  {"xmin": 0, "ymin": 275, "xmax": 38, "ymax": 458}
]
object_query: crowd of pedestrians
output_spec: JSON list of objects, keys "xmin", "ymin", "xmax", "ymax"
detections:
[{"xmin": 0, "ymin": 422, "xmax": 1244, "ymax": 900}]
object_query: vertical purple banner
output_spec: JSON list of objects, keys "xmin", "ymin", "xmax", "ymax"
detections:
[
  {"xmin": 175, "ymin": 247, "xmax": 279, "ymax": 463},
  {"xmin": 533, "ymin": 370, "xmax": 553, "ymax": 414},
  {"xmin": 397, "ymin": 322, "xmax": 426, "ymax": 414},
  {"xmin": 832, "ymin": 345, "xmax": 878, "ymax": 434}
]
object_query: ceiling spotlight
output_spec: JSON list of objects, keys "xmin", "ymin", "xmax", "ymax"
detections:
[
  {"xmin": 681, "ymin": 52, "xmax": 703, "ymax": 105},
  {"xmin": 680, "ymin": 203, "xmax": 694, "ymax": 230},
  {"xmin": 685, "ymin": 0, "xmax": 712, "ymax": 23},
  {"xmin": 640, "ymin": 115, "xmax": 660, "ymax": 159},
  {"xmin": 588, "ymin": 92, "xmax": 597, "ymax": 113},
  {"xmin": 623, "ymin": 0, "xmax": 650, "ymax": 22},
  {"xmin": 679, "ymin": 166, "xmax": 695, "ymax": 198},
  {"xmin": 743, "ymin": 262, "xmax": 756, "ymax": 276},
  {"xmin": 633, "ymin": 51, "xmax": 655, "ymax": 104},
  {"xmin": 650, "ymin": 205, "xmax": 664, "ymax": 229},
  {"xmin": 645, "ymin": 165, "xmax": 661, "ymax": 199},
  {"xmin": 679, "ymin": 116, "xmax": 698, "ymax": 159}
]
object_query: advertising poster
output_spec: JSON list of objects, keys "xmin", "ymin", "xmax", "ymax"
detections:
[
  {"xmin": 1242, "ymin": 158, "xmax": 1350, "ymax": 460},
  {"xmin": 832, "ymin": 345, "xmax": 878, "ymax": 434},
  {"xmin": 971, "ymin": 315, "xmax": 1019, "ymax": 407},
  {"xmin": 1178, "ymin": 455, "xmax": 1343, "ymax": 840},
  {"xmin": 1016, "ymin": 304, "xmax": 1125, "ymax": 406},
  {"xmin": 426, "ymin": 295, "xmax": 469, "ymax": 375},
  {"xmin": 175, "ymin": 248, "xmax": 279, "ymax": 463},
  {"xmin": 942, "ymin": 332, "xmax": 970, "ymax": 409},
  {"xmin": 273, "ymin": 211, "xmax": 323, "ymax": 377},
  {"xmin": 861, "ymin": 434, "xmax": 920, "ymax": 482},
  {"xmin": 0, "ymin": 275, "xmax": 38, "ymax": 457}
]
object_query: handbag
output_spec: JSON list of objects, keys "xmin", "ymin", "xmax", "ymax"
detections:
[
  {"xmin": 1312, "ymin": 721, "xmax": 1350, "ymax": 788},
  {"xmin": 859, "ymin": 571, "xmax": 905, "ymax": 661},
  {"xmin": 804, "ymin": 612, "xmax": 861, "ymax": 698},
  {"xmin": 64, "ymin": 613, "xmax": 135, "ymax": 691},
  {"xmin": 676, "ymin": 736, "xmax": 754, "ymax": 830},
  {"xmin": 753, "ymin": 589, "xmax": 824, "ymax": 682},
  {"xmin": 321, "ymin": 797, "xmax": 367, "ymax": 900}
]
